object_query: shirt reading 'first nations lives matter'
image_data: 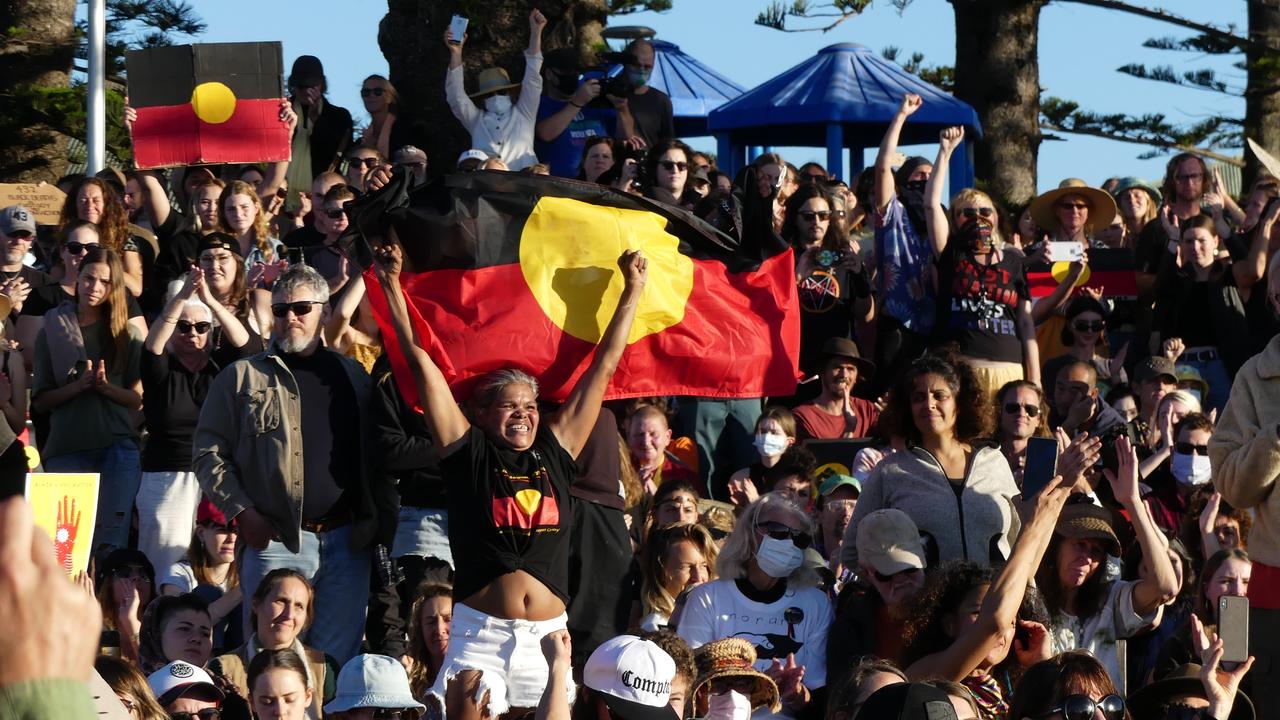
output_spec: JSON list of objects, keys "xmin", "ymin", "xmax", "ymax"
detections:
[{"xmin": 441, "ymin": 424, "xmax": 576, "ymax": 604}]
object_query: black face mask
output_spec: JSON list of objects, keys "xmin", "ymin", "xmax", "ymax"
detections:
[
  {"xmin": 551, "ymin": 71, "xmax": 579, "ymax": 97},
  {"xmin": 904, "ymin": 179, "xmax": 927, "ymax": 194},
  {"xmin": 959, "ymin": 220, "xmax": 995, "ymax": 254}
]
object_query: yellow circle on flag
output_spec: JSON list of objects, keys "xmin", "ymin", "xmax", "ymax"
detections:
[
  {"xmin": 191, "ymin": 82, "xmax": 236, "ymax": 124},
  {"xmin": 520, "ymin": 196, "xmax": 694, "ymax": 344},
  {"xmin": 1051, "ymin": 260, "xmax": 1090, "ymax": 288}
]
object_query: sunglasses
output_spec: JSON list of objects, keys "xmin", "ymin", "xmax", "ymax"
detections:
[
  {"xmin": 112, "ymin": 564, "xmax": 151, "ymax": 580},
  {"xmin": 324, "ymin": 208, "xmax": 346, "ymax": 219},
  {"xmin": 176, "ymin": 321, "xmax": 212, "ymax": 335},
  {"xmin": 802, "ymin": 173, "xmax": 826, "ymax": 182},
  {"xmin": 659, "ymin": 160, "xmax": 688, "ymax": 172},
  {"xmin": 169, "ymin": 711, "xmax": 221, "ymax": 720},
  {"xmin": 798, "ymin": 210, "xmax": 831, "ymax": 222},
  {"xmin": 872, "ymin": 567, "xmax": 920, "ymax": 583},
  {"xmin": 1176, "ymin": 441, "xmax": 1209, "ymax": 456},
  {"xmin": 348, "ymin": 157, "xmax": 379, "ymax": 169},
  {"xmin": 1035, "ymin": 694, "xmax": 1124, "ymax": 720},
  {"xmin": 1073, "ymin": 320, "xmax": 1105, "ymax": 332},
  {"xmin": 757, "ymin": 520, "xmax": 812, "ymax": 549},
  {"xmin": 959, "ymin": 207, "xmax": 995, "ymax": 219},
  {"xmin": 824, "ymin": 499, "xmax": 856, "ymax": 513},
  {"xmin": 360, "ymin": 87, "xmax": 386, "ymax": 97},
  {"xmin": 65, "ymin": 241, "xmax": 100, "ymax": 255},
  {"xmin": 1003, "ymin": 402, "xmax": 1040, "ymax": 417},
  {"xmin": 271, "ymin": 300, "xmax": 325, "ymax": 318},
  {"xmin": 1057, "ymin": 202, "xmax": 1090, "ymax": 211}
]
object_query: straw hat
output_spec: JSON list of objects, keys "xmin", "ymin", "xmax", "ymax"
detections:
[
  {"xmin": 1029, "ymin": 178, "xmax": 1118, "ymax": 233},
  {"xmin": 691, "ymin": 638, "xmax": 781, "ymax": 713},
  {"xmin": 469, "ymin": 67, "xmax": 520, "ymax": 99}
]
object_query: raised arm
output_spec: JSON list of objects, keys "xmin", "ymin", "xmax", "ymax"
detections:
[
  {"xmin": 145, "ymin": 269, "xmax": 199, "ymax": 355},
  {"xmin": 444, "ymin": 28, "xmax": 481, "ymax": 129},
  {"xmin": 1234, "ymin": 200, "xmax": 1278, "ymax": 293},
  {"xmin": 258, "ymin": 102, "xmax": 298, "ymax": 204},
  {"xmin": 925, "ymin": 126, "xmax": 963, "ymax": 258},
  {"xmin": 873, "ymin": 94, "xmax": 922, "ymax": 214},
  {"xmin": 324, "ymin": 272, "xmax": 365, "ymax": 348},
  {"xmin": 516, "ymin": 11, "xmax": 546, "ymax": 119},
  {"xmin": 548, "ymin": 250, "xmax": 647, "ymax": 458},
  {"xmin": 373, "ymin": 242, "xmax": 471, "ymax": 455},
  {"xmin": 1110, "ymin": 435, "xmax": 1179, "ymax": 614},
  {"xmin": 135, "ymin": 169, "xmax": 173, "ymax": 229},
  {"xmin": 906, "ymin": 471, "xmax": 1072, "ymax": 682}
]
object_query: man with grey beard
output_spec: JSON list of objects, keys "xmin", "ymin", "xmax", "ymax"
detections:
[{"xmin": 194, "ymin": 263, "xmax": 388, "ymax": 665}]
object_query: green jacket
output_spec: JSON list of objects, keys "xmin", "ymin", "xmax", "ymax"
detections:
[
  {"xmin": 193, "ymin": 344, "xmax": 387, "ymax": 552},
  {"xmin": 0, "ymin": 679, "xmax": 95, "ymax": 719}
]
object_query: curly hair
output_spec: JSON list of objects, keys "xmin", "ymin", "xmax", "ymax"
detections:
[
  {"xmin": 217, "ymin": 180, "xmax": 274, "ymax": 261},
  {"xmin": 640, "ymin": 522, "xmax": 719, "ymax": 620},
  {"xmin": 59, "ymin": 176, "xmax": 132, "ymax": 253},
  {"xmin": 781, "ymin": 183, "xmax": 835, "ymax": 249},
  {"xmin": 1161, "ymin": 153, "xmax": 1212, "ymax": 205},
  {"xmin": 901, "ymin": 561, "xmax": 999, "ymax": 667},
  {"xmin": 882, "ymin": 352, "xmax": 991, "ymax": 446}
]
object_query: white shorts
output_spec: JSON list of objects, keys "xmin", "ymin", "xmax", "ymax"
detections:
[{"xmin": 429, "ymin": 602, "xmax": 574, "ymax": 716}]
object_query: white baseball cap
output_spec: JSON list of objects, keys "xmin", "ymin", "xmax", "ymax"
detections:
[
  {"xmin": 584, "ymin": 636, "xmax": 679, "ymax": 720},
  {"xmin": 457, "ymin": 149, "xmax": 489, "ymax": 166},
  {"xmin": 146, "ymin": 661, "xmax": 224, "ymax": 707}
]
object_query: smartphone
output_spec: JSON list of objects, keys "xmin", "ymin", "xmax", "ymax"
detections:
[
  {"xmin": 286, "ymin": 247, "xmax": 303, "ymax": 265},
  {"xmin": 1047, "ymin": 241, "xmax": 1084, "ymax": 263},
  {"xmin": 1218, "ymin": 595, "xmax": 1249, "ymax": 669},
  {"xmin": 448, "ymin": 15, "xmax": 468, "ymax": 44},
  {"xmin": 1021, "ymin": 436, "xmax": 1059, "ymax": 499}
]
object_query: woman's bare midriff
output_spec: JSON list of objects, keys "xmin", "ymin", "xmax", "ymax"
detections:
[{"xmin": 461, "ymin": 570, "xmax": 565, "ymax": 621}]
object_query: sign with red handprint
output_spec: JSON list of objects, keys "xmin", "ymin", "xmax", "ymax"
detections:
[{"xmin": 24, "ymin": 473, "xmax": 98, "ymax": 576}]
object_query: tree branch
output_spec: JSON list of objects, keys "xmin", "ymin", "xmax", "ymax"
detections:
[
  {"xmin": 1040, "ymin": 121, "xmax": 1244, "ymax": 166},
  {"xmin": 1053, "ymin": 0, "xmax": 1275, "ymax": 54}
]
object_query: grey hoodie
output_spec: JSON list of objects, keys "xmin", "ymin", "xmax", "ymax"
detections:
[{"xmin": 840, "ymin": 444, "xmax": 1021, "ymax": 570}]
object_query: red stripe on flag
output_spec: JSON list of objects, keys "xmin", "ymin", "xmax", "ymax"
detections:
[
  {"xmin": 364, "ymin": 249, "xmax": 800, "ymax": 409},
  {"xmin": 132, "ymin": 99, "xmax": 290, "ymax": 169},
  {"xmin": 1027, "ymin": 269, "xmax": 1138, "ymax": 300}
]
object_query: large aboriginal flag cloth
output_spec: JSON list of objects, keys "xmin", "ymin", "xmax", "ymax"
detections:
[
  {"xmin": 125, "ymin": 42, "xmax": 291, "ymax": 169},
  {"xmin": 350, "ymin": 171, "xmax": 801, "ymax": 405}
]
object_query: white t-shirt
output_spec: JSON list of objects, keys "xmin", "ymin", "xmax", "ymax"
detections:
[
  {"xmin": 678, "ymin": 578, "xmax": 833, "ymax": 718},
  {"xmin": 160, "ymin": 560, "xmax": 230, "ymax": 594},
  {"xmin": 1048, "ymin": 579, "xmax": 1158, "ymax": 687}
]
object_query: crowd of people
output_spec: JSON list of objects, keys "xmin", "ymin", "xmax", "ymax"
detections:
[{"xmin": 2, "ymin": 17, "xmax": 1280, "ymax": 720}]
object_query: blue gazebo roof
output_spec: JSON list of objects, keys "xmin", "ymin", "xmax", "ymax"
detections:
[
  {"xmin": 708, "ymin": 42, "xmax": 981, "ymax": 147},
  {"xmin": 648, "ymin": 39, "xmax": 746, "ymax": 137}
]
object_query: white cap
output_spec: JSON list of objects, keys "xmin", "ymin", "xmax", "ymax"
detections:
[
  {"xmin": 584, "ymin": 636, "xmax": 679, "ymax": 720},
  {"xmin": 457, "ymin": 149, "xmax": 489, "ymax": 166},
  {"xmin": 146, "ymin": 661, "xmax": 223, "ymax": 707}
]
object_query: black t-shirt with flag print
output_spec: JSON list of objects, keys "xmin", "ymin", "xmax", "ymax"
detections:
[
  {"xmin": 934, "ymin": 243, "xmax": 1030, "ymax": 364},
  {"xmin": 441, "ymin": 424, "xmax": 576, "ymax": 604}
]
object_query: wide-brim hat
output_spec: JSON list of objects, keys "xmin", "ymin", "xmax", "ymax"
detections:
[
  {"xmin": 1055, "ymin": 501, "xmax": 1120, "ymax": 557},
  {"xmin": 1030, "ymin": 178, "xmax": 1118, "ymax": 233},
  {"xmin": 470, "ymin": 67, "xmax": 520, "ymax": 99},
  {"xmin": 691, "ymin": 638, "xmax": 781, "ymax": 713},
  {"xmin": 1128, "ymin": 663, "xmax": 1254, "ymax": 720},
  {"xmin": 820, "ymin": 336, "xmax": 875, "ymax": 378}
]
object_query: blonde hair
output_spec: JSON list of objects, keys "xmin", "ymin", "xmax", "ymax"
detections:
[
  {"xmin": 715, "ymin": 492, "xmax": 819, "ymax": 587},
  {"xmin": 217, "ymin": 180, "xmax": 274, "ymax": 261},
  {"xmin": 640, "ymin": 522, "xmax": 719, "ymax": 619},
  {"xmin": 363, "ymin": 74, "xmax": 400, "ymax": 114},
  {"xmin": 950, "ymin": 188, "xmax": 1006, "ymax": 246}
]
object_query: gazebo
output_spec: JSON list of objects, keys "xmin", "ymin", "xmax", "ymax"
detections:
[
  {"xmin": 648, "ymin": 39, "xmax": 746, "ymax": 137},
  {"xmin": 708, "ymin": 42, "xmax": 982, "ymax": 189}
]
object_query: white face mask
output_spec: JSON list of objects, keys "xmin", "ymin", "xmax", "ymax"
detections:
[
  {"xmin": 485, "ymin": 94, "xmax": 512, "ymax": 115},
  {"xmin": 706, "ymin": 690, "xmax": 753, "ymax": 720},
  {"xmin": 1171, "ymin": 452, "xmax": 1212, "ymax": 486},
  {"xmin": 753, "ymin": 432, "xmax": 788, "ymax": 458},
  {"xmin": 755, "ymin": 535, "xmax": 803, "ymax": 578}
]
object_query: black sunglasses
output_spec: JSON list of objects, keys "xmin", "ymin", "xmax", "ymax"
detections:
[
  {"xmin": 659, "ymin": 160, "xmax": 688, "ymax": 172},
  {"xmin": 360, "ymin": 87, "xmax": 386, "ymax": 97},
  {"xmin": 169, "ymin": 711, "xmax": 221, "ymax": 720},
  {"xmin": 1003, "ymin": 402, "xmax": 1040, "ymax": 418},
  {"xmin": 1176, "ymin": 441, "xmax": 1209, "ymax": 456},
  {"xmin": 798, "ymin": 210, "xmax": 831, "ymax": 222},
  {"xmin": 176, "ymin": 321, "xmax": 212, "ymax": 335},
  {"xmin": 65, "ymin": 241, "xmax": 100, "ymax": 255},
  {"xmin": 324, "ymin": 208, "xmax": 346, "ymax": 219},
  {"xmin": 1035, "ymin": 694, "xmax": 1124, "ymax": 720},
  {"xmin": 271, "ymin": 300, "xmax": 325, "ymax": 318},
  {"xmin": 959, "ymin": 207, "xmax": 995, "ymax": 219},
  {"xmin": 1073, "ymin": 320, "xmax": 1105, "ymax": 332},
  {"xmin": 757, "ymin": 520, "xmax": 812, "ymax": 549},
  {"xmin": 348, "ymin": 157, "xmax": 379, "ymax": 169}
]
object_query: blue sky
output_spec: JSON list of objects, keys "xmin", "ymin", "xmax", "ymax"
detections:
[{"xmin": 163, "ymin": 0, "xmax": 1245, "ymax": 192}]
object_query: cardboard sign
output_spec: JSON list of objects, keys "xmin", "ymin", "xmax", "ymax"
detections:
[
  {"xmin": 25, "ymin": 473, "xmax": 99, "ymax": 576},
  {"xmin": 126, "ymin": 42, "xmax": 291, "ymax": 169},
  {"xmin": 1026, "ymin": 248, "xmax": 1138, "ymax": 300},
  {"xmin": 0, "ymin": 183, "xmax": 67, "ymax": 225}
]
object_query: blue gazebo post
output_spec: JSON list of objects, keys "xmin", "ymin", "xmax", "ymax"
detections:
[
  {"xmin": 826, "ymin": 123, "xmax": 844, "ymax": 181},
  {"xmin": 716, "ymin": 134, "xmax": 744, "ymax": 176}
]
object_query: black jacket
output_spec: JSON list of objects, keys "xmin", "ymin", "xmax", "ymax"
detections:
[{"xmin": 371, "ymin": 355, "xmax": 447, "ymax": 512}]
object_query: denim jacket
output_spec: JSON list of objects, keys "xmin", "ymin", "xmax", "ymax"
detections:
[{"xmin": 193, "ymin": 344, "xmax": 384, "ymax": 552}]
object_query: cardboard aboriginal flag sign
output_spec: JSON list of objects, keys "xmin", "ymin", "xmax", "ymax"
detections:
[
  {"xmin": 1026, "ymin": 248, "xmax": 1138, "ymax": 300},
  {"xmin": 126, "ymin": 42, "xmax": 291, "ymax": 169},
  {"xmin": 349, "ymin": 171, "xmax": 801, "ymax": 406}
]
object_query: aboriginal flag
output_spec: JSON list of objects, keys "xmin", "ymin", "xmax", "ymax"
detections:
[
  {"xmin": 348, "ymin": 171, "xmax": 800, "ymax": 405},
  {"xmin": 126, "ymin": 42, "xmax": 291, "ymax": 169},
  {"xmin": 1027, "ymin": 248, "xmax": 1138, "ymax": 300}
]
